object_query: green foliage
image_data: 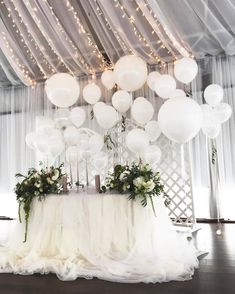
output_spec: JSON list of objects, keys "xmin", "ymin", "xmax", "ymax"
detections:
[
  {"xmin": 15, "ymin": 163, "xmax": 65, "ymax": 242},
  {"xmin": 104, "ymin": 161, "xmax": 169, "ymax": 215}
]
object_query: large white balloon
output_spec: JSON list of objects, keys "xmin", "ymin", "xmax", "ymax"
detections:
[
  {"xmin": 112, "ymin": 90, "xmax": 132, "ymax": 113},
  {"xmin": 113, "ymin": 55, "xmax": 148, "ymax": 91},
  {"xmin": 214, "ymin": 103, "xmax": 232, "ymax": 123},
  {"xmin": 48, "ymin": 139, "xmax": 65, "ymax": 158},
  {"xmin": 34, "ymin": 133, "xmax": 49, "ymax": 154},
  {"xmin": 158, "ymin": 97, "xmax": 203, "ymax": 143},
  {"xmin": 144, "ymin": 120, "xmax": 161, "ymax": 142},
  {"xmin": 96, "ymin": 105, "xmax": 118, "ymax": 129},
  {"xmin": 36, "ymin": 116, "xmax": 55, "ymax": 131},
  {"xmin": 147, "ymin": 71, "xmax": 161, "ymax": 91},
  {"xmin": 204, "ymin": 84, "xmax": 223, "ymax": 107},
  {"xmin": 126, "ymin": 129, "xmax": 149, "ymax": 155},
  {"xmin": 89, "ymin": 133, "xmax": 104, "ymax": 153},
  {"xmin": 41, "ymin": 127, "xmax": 63, "ymax": 141},
  {"xmin": 200, "ymin": 104, "xmax": 213, "ymax": 118},
  {"xmin": 155, "ymin": 75, "xmax": 176, "ymax": 99},
  {"xmin": 25, "ymin": 132, "xmax": 37, "ymax": 150},
  {"xmin": 131, "ymin": 98, "xmax": 154, "ymax": 125},
  {"xmin": 70, "ymin": 107, "xmax": 86, "ymax": 127},
  {"xmin": 83, "ymin": 83, "xmax": 101, "ymax": 104},
  {"xmin": 101, "ymin": 70, "xmax": 115, "ymax": 90},
  {"xmin": 169, "ymin": 89, "xmax": 186, "ymax": 99},
  {"xmin": 144, "ymin": 145, "xmax": 162, "ymax": 164},
  {"xmin": 45, "ymin": 73, "xmax": 80, "ymax": 107},
  {"xmin": 174, "ymin": 58, "xmax": 198, "ymax": 84},
  {"xmin": 64, "ymin": 126, "xmax": 79, "ymax": 145}
]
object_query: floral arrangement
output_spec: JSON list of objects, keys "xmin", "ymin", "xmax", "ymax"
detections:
[
  {"xmin": 15, "ymin": 163, "xmax": 65, "ymax": 242},
  {"xmin": 102, "ymin": 162, "xmax": 169, "ymax": 215}
]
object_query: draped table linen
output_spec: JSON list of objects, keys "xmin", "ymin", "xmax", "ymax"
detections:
[{"xmin": 0, "ymin": 192, "xmax": 198, "ymax": 283}]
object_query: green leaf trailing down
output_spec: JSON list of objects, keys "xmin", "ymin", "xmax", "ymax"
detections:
[
  {"xmin": 102, "ymin": 161, "xmax": 170, "ymax": 215},
  {"xmin": 90, "ymin": 109, "xmax": 94, "ymax": 120},
  {"xmin": 121, "ymin": 115, "xmax": 126, "ymax": 132},
  {"xmin": 104, "ymin": 133, "xmax": 116, "ymax": 150},
  {"xmin": 14, "ymin": 163, "xmax": 66, "ymax": 242}
]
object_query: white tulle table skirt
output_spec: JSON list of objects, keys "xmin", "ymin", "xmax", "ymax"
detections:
[{"xmin": 0, "ymin": 192, "xmax": 198, "ymax": 283}]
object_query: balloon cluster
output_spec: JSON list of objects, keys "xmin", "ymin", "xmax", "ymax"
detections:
[{"xmin": 201, "ymin": 84, "xmax": 232, "ymax": 138}]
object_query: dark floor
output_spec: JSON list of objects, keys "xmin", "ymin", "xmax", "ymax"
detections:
[{"xmin": 0, "ymin": 223, "xmax": 235, "ymax": 294}]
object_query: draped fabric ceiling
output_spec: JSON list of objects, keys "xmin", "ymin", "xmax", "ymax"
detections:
[{"xmin": 0, "ymin": 0, "xmax": 235, "ymax": 87}]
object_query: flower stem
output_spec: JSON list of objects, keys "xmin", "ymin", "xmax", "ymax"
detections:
[
  {"xmin": 150, "ymin": 196, "xmax": 156, "ymax": 217},
  {"xmin": 18, "ymin": 202, "xmax": 22, "ymax": 223}
]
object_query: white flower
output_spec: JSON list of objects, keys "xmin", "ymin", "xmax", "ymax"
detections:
[
  {"xmin": 34, "ymin": 181, "xmax": 41, "ymax": 188},
  {"xmin": 119, "ymin": 172, "xmax": 128, "ymax": 182},
  {"xmin": 51, "ymin": 169, "xmax": 60, "ymax": 181},
  {"xmin": 133, "ymin": 176, "xmax": 145, "ymax": 187},
  {"xmin": 47, "ymin": 177, "xmax": 54, "ymax": 184},
  {"xmin": 144, "ymin": 180, "xmax": 155, "ymax": 192}
]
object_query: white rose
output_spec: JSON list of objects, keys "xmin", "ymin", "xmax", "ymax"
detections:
[
  {"xmin": 145, "ymin": 180, "xmax": 155, "ymax": 192},
  {"xmin": 119, "ymin": 172, "xmax": 126, "ymax": 182},
  {"xmin": 133, "ymin": 176, "xmax": 145, "ymax": 187},
  {"xmin": 51, "ymin": 169, "xmax": 60, "ymax": 181}
]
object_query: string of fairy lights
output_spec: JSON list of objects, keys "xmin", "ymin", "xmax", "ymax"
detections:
[{"xmin": 0, "ymin": 0, "xmax": 194, "ymax": 86}]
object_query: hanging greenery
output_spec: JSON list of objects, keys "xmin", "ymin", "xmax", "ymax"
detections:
[{"xmin": 15, "ymin": 163, "xmax": 65, "ymax": 242}]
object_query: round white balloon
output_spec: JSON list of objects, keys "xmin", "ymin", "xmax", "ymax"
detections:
[
  {"xmin": 144, "ymin": 145, "xmax": 162, "ymax": 164},
  {"xmin": 126, "ymin": 128, "xmax": 149, "ymax": 155},
  {"xmin": 174, "ymin": 58, "xmax": 198, "ymax": 84},
  {"xmin": 202, "ymin": 122, "xmax": 221, "ymax": 139},
  {"xmin": 45, "ymin": 73, "xmax": 80, "ymax": 107},
  {"xmin": 169, "ymin": 89, "xmax": 186, "ymax": 99},
  {"xmin": 83, "ymin": 83, "xmax": 101, "ymax": 104},
  {"xmin": 113, "ymin": 55, "xmax": 148, "ymax": 91},
  {"xmin": 214, "ymin": 103, "xmax": 232, "ymax": 123},
  {"xmin": 204, "ymin": 84, "xmax": 223, "ymax": 107},
  {"xmin": 70, "ymin": 107, "xmax": 86, "ymax": 128},
  {"xmin": 54, "ymin": 108, "xmax": 71, "ymax": 128},
  {"xmin": 36, "ymin": 116, "xmax": 55, "ymax": 131},
  {"xmin": 155, "ymin": 75, "xmax": 176, "ymax": 99},
  {"xmin": 64, "ymin": 126, "xmax": 79, "ymax": 145},
  {"xmin": 200, "ymin": 104, "xmax": 213, "ymax": 118},
  {"xmin": 48, "ymin": 139, "xmax": 65, "ymax": 158},
  {"xmin": 101, "ymin": 70, "xmax": 115, "ymax": 90},
  {"xmin": 92, "ymin": 152, "xmax": 108, "ymax": 171},
  {"xmin": 144, "ymin": 120, "xmax": 161, "ymax": 142},
  {"xmin": 96, "ymin": 105, "xmax": 118, "ymax": 129},
  {"xmin": 41, "ymin": 127, "xmax": 63, "ymax": 141},
  {"xmin": 34, "ymin": 133, "xmax": 49, "ymax": 154},
  {"xmin": 158, "ymin": 97, "xmax": 203, "ymax": 143},
  {"xmin": 131, "ymin": 98, "xmax": 154, "ymax": 125},
  {"xmin": 112, "ymin": 90, "xmax": 132, "ymax": 113},
  {"xmin": 93, "ymin": 102, "xmax": 106, "ymax": 116},
  {"xmin": 147, "ymin": 71, "xmax": 161, "ymax": 91}
]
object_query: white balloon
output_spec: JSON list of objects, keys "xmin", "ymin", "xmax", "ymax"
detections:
[
  {"xmin": 155, "ymin": 75, "xmax": 176, "ymax": 99},
  {"xmin": 131, "ymin": 98, "xmax": 154, "ymax": 125},
  {"xmin": 64, "ymin": 126, "xmax": 79, "ymax": 145},
  {"xmin": 96, "ymin": 105, "xmax": 118, "ymax": 129},
  {"xmin": 158, "ymin": 97, "xmax": 203, "ymax": 143},
  {"xmin": 133, "ymin": 97, "xmax": 148, "ymax": 104},
  {"xmin": 25, "ymin": 132, "xmax": 37, "ymax": 150},
  {"xmin": 126, "ymin": 129, "xmax": 149, "ymax": 155},
  {"xmin": 204, "ymin": 84, "xmax": 223, "ymax": 107},
  {"xmin": 144, "ymin": 145, "xmax": 162, "ymax": 164},
  {"xmin": 41, "ymin": 127, "xmax": 63, "ymax": 140},
  {"xmin": 174, "ymin": 58, "xmax": 198, "ymax": 84},
  {"xmin": 93, "ymin": 102, "xmax": 106, "ymax": 115},
  {"xmin": 48, "ymin": 139, "xmax": 65, "ymax": 158},
  {"xmin": 83, "ymin": 83, "xmax": 101, "ymax": 104},
  {"xmin": 66, "ymin": 146, "xmax": 80, "ymax": 164},
  {"xmin": 200, "ymin": 104, "xmax": 213, "ymax": 118},
  {"xmin": 92, "ymin": 152, "xmax": 108, "ymax": 171},
  {"xmin": 34, "ymin": 133, "xmax": 49, "ymax": 154},
  {"xmin": 45, "ymin": 73, "xmax": 80, "ymax": 107},
  {"xmin": 202, "ymin": 122, "xmax": 221, "ymax": 139},
  {"xmin": 70, "ymin": 107, "xmax": 86, "ymax": 128},
  {"xmin": 147, "ymin": 71, "xmax": 161, "ymax": 91},
  {"xmin": 169, "ymin": 89, "xmax": 186, "ymax": 99},
  {"xmin": 101, "ymin": 70, "xmax": 115, "ymax": 90},
  {"xmin": 112, "ymin": 90, "xmax": 132, "ymax": 113},
  {"xmin": 113, "ymin": 55, "xmax": 148, "ymax": 91},
  {"xmin": 78, "ymin": 134, "xmax": 90, "ymax": 151},
  {"xmin": 144, "ymin": 120, "xmax": 161, "ymax": 142},
  {"xmin": 54, "ymin": 108, "xmax": 71, "ymax": 128},
  {"xmin": 89, "ymin": 133, "xmax": 104, "ymax": 153},
  {"xmin": 214, "ymin": 103, "xmax": 232, "ymax": 123}
]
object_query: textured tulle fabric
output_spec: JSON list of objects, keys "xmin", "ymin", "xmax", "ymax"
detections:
[{"xmin": 0, "ymin": 193, "xmax": 198, "ymax": 283}]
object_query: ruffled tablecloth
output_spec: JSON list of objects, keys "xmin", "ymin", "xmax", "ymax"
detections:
[{"xmin": 0, "ymin": 192, "xmax": 198, "ymax": 283}]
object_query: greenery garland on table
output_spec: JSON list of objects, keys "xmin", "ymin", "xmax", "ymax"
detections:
[
  {"xmin": 101, "ymin": 162, "xmax": 170, "ymax": 215},
  {"xmin": 15, "ymin": 163, "xmax": 65, "ymax": 242}
]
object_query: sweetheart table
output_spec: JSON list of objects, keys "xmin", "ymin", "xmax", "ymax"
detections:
[{"xmin": 0, "ymin": 191, "xmax": 198, "ymax": 283}]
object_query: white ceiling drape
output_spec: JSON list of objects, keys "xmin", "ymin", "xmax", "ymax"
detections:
[{"xmin": 1, "ymin": 0, "xmax": 234, "ymax": 87}]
